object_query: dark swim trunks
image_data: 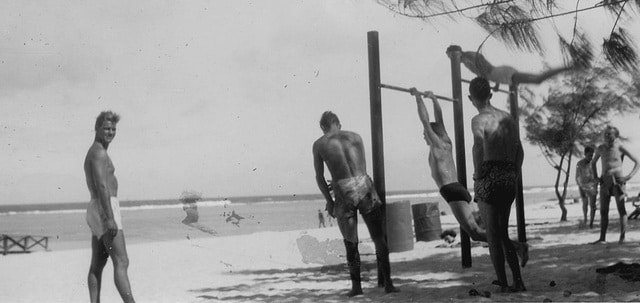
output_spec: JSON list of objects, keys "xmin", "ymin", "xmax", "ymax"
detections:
[
  {"xmin": 473, "ymin": 160, "xmax": 517, "ymax": 205},
  {"xmin": 440, "ymin": 182, "xmax": 472, "ymax": 203},
  {"xmin": 600, "ymin": 175, "xmax": 627, "ymax": 200}
]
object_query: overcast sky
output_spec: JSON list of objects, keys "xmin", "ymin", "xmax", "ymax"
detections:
[{"xmin": 1, "ymin": 0, "xmax": 639, "ymax": 205}]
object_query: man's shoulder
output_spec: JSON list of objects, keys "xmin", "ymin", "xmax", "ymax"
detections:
[
  {"xmin": 313, "ymin": 136, "xmax": 327, "ymax": 149},
  {"xmin": 86, "ymin": 143, "xmax": 108, "ymax": 160},
  {"xmin": 339, "ymin": 129, "xmax": 360, "ymax": 137}
]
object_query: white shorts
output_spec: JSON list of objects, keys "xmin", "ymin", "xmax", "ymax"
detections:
[{"xmin": 86, "ymin": 197, "xmax": 123, "ymax": 237}]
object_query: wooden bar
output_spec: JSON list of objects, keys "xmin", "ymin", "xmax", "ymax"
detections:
[
  {"xmin": 447, "ymin": 45, "xmax": 472, "ymax": 268},
  {"xmin": 509, "ymin": 84, "xmax": 527, "ymax": 243},
  {"xmin": 379, "ymin": 83, "xmax": 456, "ymax": 102}
]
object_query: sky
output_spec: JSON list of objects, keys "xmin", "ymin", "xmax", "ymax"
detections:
[{"xmin": 1, "ymin": 0, "xmax": 639, "ymax": 205}]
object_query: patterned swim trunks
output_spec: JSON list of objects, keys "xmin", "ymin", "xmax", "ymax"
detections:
[{"xmin": 473, "ymin": 161, "xmax": 517, "ymax": 205}]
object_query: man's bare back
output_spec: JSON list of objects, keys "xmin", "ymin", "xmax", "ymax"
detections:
[
  {"xmin": 472, "ymin": 109, "xmax": 521, "ymax": 166},
  {"xmin": 313, "ymin": 130, "xmax": 367, "ymax": 181}
]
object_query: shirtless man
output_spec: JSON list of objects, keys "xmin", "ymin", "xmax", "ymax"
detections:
[
  {"xmin": 576, "ymin": 146, "xmax": 598, "ymax": 228},
  {"xmin": 591, "ymin": 126, "xmax": 639, "ymax": 244},
  {"xmin": 84, "ymin": 111, "xmax": 135, "ymax": 303},
  {"xmin": 468, "ymin": 77, "xmax": 526, "ymax": 292},
  {"xmin": 410, "ymin": 88, "xmax": 527, "ymax": 267},
  {"xmin": 455, "ymin": 50, "xmax": 573, "ymax": 92},
  {"xmin": 313, "ymin": 111, "xmax": 398, "ymax": 297}
]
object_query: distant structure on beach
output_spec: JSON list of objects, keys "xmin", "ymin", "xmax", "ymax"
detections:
[{"xmin": 180, "ymin": 190, "xmax": 202, "ymax": 224}]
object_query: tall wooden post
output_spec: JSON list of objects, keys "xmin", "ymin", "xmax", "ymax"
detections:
[
  {"xmin": 509, "ymin": 84, "xmax": 527, "ymax": 242},
  {"xmin": 367, "ymin": 31, "xmax": 386, "ymax": 206},
  {"xmin": 368, "ymin": 30, "xmax": 387, "ymax": 287},
  {"xmin": 447, "ymin": 45, "xmax": 472, "ymax": 268}
]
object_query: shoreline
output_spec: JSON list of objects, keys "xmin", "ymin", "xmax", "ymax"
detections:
[{"xmin": 3, "ymin": 199, "xmax": 640, "ymax": 302}]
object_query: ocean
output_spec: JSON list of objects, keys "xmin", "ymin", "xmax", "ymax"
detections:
[{"xmin": 1, "ymin": 184, "xmax": 637, "ymax": 252}]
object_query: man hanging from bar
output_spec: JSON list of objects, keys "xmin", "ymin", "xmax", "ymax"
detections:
[
  {"xmin": 409, "ymin": 88, "xmax": 528, "ymax": 267},
  {"xmin": 313, "ymin": 111, "xmax": 399, "ymax": 297}
]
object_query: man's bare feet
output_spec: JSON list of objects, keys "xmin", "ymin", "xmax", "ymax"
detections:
[
  {"xmin": 591, "ymin": 240, "xmax": 607, "ymax": 245},
  {"xmin": 385, "ymin": 285, "xmax": 400, "ymax": 294}
]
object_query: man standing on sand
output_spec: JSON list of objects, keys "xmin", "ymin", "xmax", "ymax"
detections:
[
  {"xmin": 468, "ymin": 77, "xmax": 526, "ymax": 292},
  {"xmin": 576, "ymin": 146, "xmax": 598, "ymax": 228},
  {"xmin": 313, "ymin": 111, "xmax": 399, "ymax": 297},
  {"xmin": 591, "ymin": 126, "xmax": 639, "ymax": 244},
  {"xmin": 84, "ymin": 111, "xmax": 135, "ymax": 303},
  {"xmin": 409, "ymin": 87, "xmax": 528, "ymax": 267}
]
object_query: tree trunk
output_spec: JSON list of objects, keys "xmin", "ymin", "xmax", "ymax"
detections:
[
  {"xmin": 560, "ymin": 151, "xmax": 573, "ymax": 221},
  {"xmin": 555, "ymin": 154, "xmax": 568, "ymax": 221}
]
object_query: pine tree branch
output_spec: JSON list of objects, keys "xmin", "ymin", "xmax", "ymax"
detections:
[
  {"xmin": 381, "ymin": 0, "xmax": 515, "ymax": 19},
  {"xmin": 609, "ymin": 0, "xmax": 628, "ymax": 37},
  {"xmin": 483, "ymin": 0, "xmax": 628, "ymax": 26},
  {"xmin": 570, "ymin": 0, "xmax": 581, "ymax": 45}
]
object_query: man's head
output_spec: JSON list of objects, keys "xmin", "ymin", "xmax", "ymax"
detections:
[
  {"xmin": 584, "ymin": 145, "xmax": 595, "ymax": 160},
  {"xmin": 94, "ymin": 111, "xmax": 120, "ymax": 144},
  {"xmin": 319, "ymin": 111, "xmax": 341, "ymax": 133},
  {"xmin": 603, "ymin": 125, "xmax": 619, "ymax": 144},
  {"xmin": 468, "ymin": 77, "xmax": 492, "ymax": 107}
]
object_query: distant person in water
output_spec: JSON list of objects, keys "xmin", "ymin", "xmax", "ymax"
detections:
[
  {"xmin": 313, "ymin": 111, "xmax": 399, "ymax": 297},
  {"xmin": 84, "ymin": 111, "xmax": 135, "ymax": 303},
  {"xmin": 409, "ymin": 87, "xmax": 528, "ymax": 267},
  {"xmin": 318, "ymin": 209, "xmax": 326, "ymax": 228},
  {"xmin": 448, "ymin": 50, "xmax": 574, "ymax": 92},
  {"xmin": 591, "ymin": 126, "xmax": 639, "ymax": 244},
  {"xmin": 468, "ymin": 77, "xmax": 526, "ymax": 292},
  {"xmin": 576, "ymin": 146, "xmax": 598, "ymax": 228}
]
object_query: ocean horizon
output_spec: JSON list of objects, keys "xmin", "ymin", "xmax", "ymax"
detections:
[{"xmin": 2, "ymin": 183, "xmax": 630, "ymax": 216}]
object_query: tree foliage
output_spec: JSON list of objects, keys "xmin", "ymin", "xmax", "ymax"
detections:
[{"xmin": 377, "ymin": 0, "xmax": 640, "ymax": 72}]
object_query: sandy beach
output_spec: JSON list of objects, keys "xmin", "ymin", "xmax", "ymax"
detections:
[{"xmin": 3, "ymin": 197, "xmax": 640, "ymax": 302}]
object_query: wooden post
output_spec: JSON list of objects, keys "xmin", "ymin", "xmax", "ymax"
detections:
[
  {"xmin": 367, "ymin": 31, "xmax": 386, "ymax": 206},
  {"xmin": 368, "ymin": 30, "xmax": 387, "ymax": 286},
  {"xmin": 447, "ymin": 45, "xmax": 472, "ymax": 268},
  {"xmin": 509, "ymin": 84, "xmax": 527, "ymax": 242}
]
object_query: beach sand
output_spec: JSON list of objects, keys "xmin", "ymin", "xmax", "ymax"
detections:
[{"xmin": 3, "ymin": 199, "xmax": 640, "ymax": 302}]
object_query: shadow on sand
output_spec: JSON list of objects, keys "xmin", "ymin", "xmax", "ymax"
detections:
[{"xmin": 189, "ymin": 219, "xmax": 640, "ymax": 302}]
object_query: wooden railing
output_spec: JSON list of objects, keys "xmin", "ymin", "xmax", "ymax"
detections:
[{"xmin": 1, "ymin": 234, "xmax": 49, "ymax": 255}]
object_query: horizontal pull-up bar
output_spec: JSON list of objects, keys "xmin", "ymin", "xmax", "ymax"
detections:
[
  {"xmin": 379, "ymin": 83, "xmax": 456, "ymax": 102},
  {"xmin": 461, "ymin": 79, "xmax": 511, "ymax": 94}
]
